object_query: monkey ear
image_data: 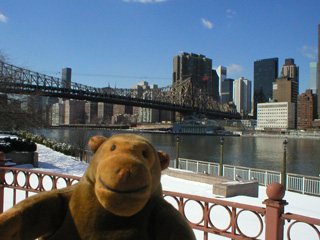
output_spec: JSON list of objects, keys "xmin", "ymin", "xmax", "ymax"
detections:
[
  {"xmin": 157, "ymin": 151, "xmax": 170, "ymax": 170},
  {"xmin": 88, "ymin": 136, "xmax": 108, "ymax": 153}
]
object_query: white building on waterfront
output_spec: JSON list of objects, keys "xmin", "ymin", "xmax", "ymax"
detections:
[{"xmin": 256, "ymin": 102, "xmax": 295, "ymax": 130}]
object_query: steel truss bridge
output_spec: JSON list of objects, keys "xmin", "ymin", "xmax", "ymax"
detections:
[{"xmin": 0, "ymin": 61, "xmax": 240, "ymax": 119}]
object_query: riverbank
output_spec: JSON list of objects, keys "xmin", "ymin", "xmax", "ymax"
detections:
[
  {"xmin": 8, "ymin": 128, "xmax": 320, "ymax": 177},
  {"xmin": 241, "ymin": 131, "xmax": 320, "ymax": 139}
]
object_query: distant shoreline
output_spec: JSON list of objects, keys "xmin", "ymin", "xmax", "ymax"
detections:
[{"xmin": 242, "ymin": 133, "xmax": 320, "ymax": 139}]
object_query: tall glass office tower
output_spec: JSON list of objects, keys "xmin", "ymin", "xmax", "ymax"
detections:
[
  {"xmin": 253, "ymin": 58, "xmax": 279, "ymax": 118},
  {"xmin": 310, "ymin": 62, "xmax": 318, "ymax": 94},
  {"xmin": 318, "ymin": 24, "xmax": 320, "ymax": 116}
]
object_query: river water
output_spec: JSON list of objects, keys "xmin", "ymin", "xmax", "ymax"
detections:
[{"xmin": 34, "ymin": 129, "xmax": 320, "ymax": 177}]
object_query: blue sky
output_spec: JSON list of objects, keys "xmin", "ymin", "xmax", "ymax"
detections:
[{"xmin": 1, "ymin": 0, "xmax": 320, "ymax": 93}]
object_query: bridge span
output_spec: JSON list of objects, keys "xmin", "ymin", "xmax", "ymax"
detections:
[{"xmin": 0, "ymin": 61, "xmax": 240, "ymax": 119}]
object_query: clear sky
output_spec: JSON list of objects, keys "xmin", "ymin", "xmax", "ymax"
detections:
[{"xmin": 1, "ymin": 0, "xmax": 320, "ymax": 93}]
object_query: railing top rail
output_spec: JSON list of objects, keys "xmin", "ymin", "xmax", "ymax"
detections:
[
  {"xmin": 282, "ymin": 213, "xmax": 320, "ymax": 226},
  {"xmin": 287, "ymin": 173, "xmax": 320, "ymax": 180},
  {"xmin": 0, "ymin": 166, "xmax": 82, "ymax": 181},
  {"xmin": 223, "ymin": 164, "xmax": 281, "ymax": 174},
  {"xmin": 163, "ymin": 190, "xmax": 266, "ymax": 215},
  {"xmin": 178, "ymin": 158, "xmax": 320, "ymax": 180},
  {"xmin": 178, "ymin": 158, "xmax": 219, "ymax": 165}
]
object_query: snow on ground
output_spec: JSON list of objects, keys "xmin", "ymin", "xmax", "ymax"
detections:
[
  {"xmin": 2, "ymin": 136, "xmax": 320, "ymax": 239},
  {"xmin": 19, "ymin": 143, "xmax": 88, "ymax": 177}
]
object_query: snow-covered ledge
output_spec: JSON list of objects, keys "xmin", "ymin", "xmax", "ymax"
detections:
[{"xmin": 163, "ymin": 168, "xmax": 258, "ymax": 197}]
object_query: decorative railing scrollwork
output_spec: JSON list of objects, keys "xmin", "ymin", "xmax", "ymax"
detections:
[
  {"xmin": 282, "ymin": 213, "xmax": 320, "ymax": 239},
  {"xmin": 163, "ymin": 190, "xmax": 266, "ymax": 239}
]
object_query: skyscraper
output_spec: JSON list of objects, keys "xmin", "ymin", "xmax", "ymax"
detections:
[
  {"xmin": 298, "ymin": 90, "xmax": 317, "ymax": 129},
  {"xmin": 281, "ymin": 59, "xmax": 299, "ymax": 86},
  {"xmin": 273, "ymin": 76, "xmax": 298, "ymax": 104},
  {"xmin": 173, "ymin": 52, "xmax": 214, "ymax": 95},
  {"xmin": 62, "ymin": 68, "xmax": 72, "ymax": 88},
  {"xmin": 211, "ymin": 69, "xmax": 219, "ymax": 101},
  {"xmin": 172, "ymin": 52, "xmax": 214, "ymax": 121},
  {"xmin": 274, "ymin": 59, "xmax": 299, "ymax": 128},
  {"xmin": 220, "ymin": 78, "xmax": 234, "ymax": 104},
  {"xmin": 233, "ymin": 77, "xmax": 252, "ymax": 116},
  {"xmin": 310, "ymin": 62, "xmax": 318, "ymax": 94},
  {"xmin": 318, "ymin": 24, "xmax": 320, "ymax": 116},
  {"xmin": 216, "ymin": 66, "xmax": 227, "ymax": 102},
  {"xmin": 253, "ymin": 58, "xmax": 279, "ymax": 118}
]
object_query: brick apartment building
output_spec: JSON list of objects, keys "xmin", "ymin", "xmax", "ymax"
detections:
[{"xmin": 297, "ymin": 90, "xmax": 317, "ymax": 129}]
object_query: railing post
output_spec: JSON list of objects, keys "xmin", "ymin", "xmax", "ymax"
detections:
[
  {"xmin": 175, "ymin": 136, "xmax": 180, "ymax": 169},
  {"xmin": 203, "ymin": 202, "xmax": 209, "ymax": 240},
  {"xmin": 265, "ymin": 171, "xmax": 268, "ymax": 186},
  {"xmin": 263, "ymin": 182, "xmax": 288, "ymax": 240},
  {"xmin": 0, "ymin": 151, "xmax": 6, "ymax": 214},
  {"xmin": 219, "ymin": 137, "xmax": 224, "ymax": 176},
  {"xmin": 282, "ymin": 140, "xmax": 288, "ymax": 189}
]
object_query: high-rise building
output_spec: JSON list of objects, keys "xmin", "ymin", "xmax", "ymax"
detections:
[
  {"xmin": 62, "ymin": 68, "xmax": 72, "ymax": 88},
  {"xmin": 318, "ymin": 24, "xmax": 320, "ymax": 116},
  {"xmin": 211, "ymin": 69, "xmax": 219, "ymax": 101},
  {"xmin": 173, "ymin": 52, "xmax": 214, "ymax": 96},
  {"xmin": 51, "ymin": 102, "xmax": 65, "ymax": 126},
  {"xmin": 216, "ymin": 66, "xmax": 227, "ymax": 102},
  {"xmin": 297, "ymin": 90, "xmax": 317, "ymax": 129},
  {"xmin": 64, "ymin": 100, "xmax": 85, "ymax": 124},
  {"xmin": 253, "ymin": 58, "xmax": 279, "ymax": 118},
  {"xmin": 221, "ymin": 78, "xmax": 234, "ymax": 104},
  {"xmin": 233, "ymin": 77, "xmax": 252, "ymax": 116},
  {"xmin": 281, "ymin": 59, "xmax": 299, "ymax": 83},
  {"xmin": 130, "ymin": 81, "xmax": 171, "ymax": 123},
  {"xmin": 97, "ymin": 102, "xmax": 113, "ymax": 124},
  {"xmin": 310, "ymin": 62, "xmax": 318, "ymax": 94},
  {"xmin": 273, "ymin": 76, "xmax": 298, "ymax": 103},
  {"xmin": 275, "ymin": 59, "xmax": 299, "ymax": 128},
  {"xmin": 85, "ymin": 102, "xmax": 98, "ymax": 124},
  {"xmin": 172, "ymin": 52, "xmax": 214, "ymax": 121},
  {"xmin": 113, "ymin": 105, "xmax": 133, "ymax": 116}
]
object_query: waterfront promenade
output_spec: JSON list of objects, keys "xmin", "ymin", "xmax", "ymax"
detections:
[{"xmin": 0, "ymin": 138, "xmax": 319, "ymax": 239}]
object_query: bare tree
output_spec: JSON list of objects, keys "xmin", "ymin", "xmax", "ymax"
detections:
[
  {"xmin": 0, "ymin": 51, "xmax": 47, "ymax": 131},
  {"xmin": 68, "ymin": 131, "xmax": 92, "ymax": 162}
]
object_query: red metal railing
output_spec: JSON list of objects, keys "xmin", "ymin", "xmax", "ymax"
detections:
[
  {"xmin": 0, "ymin": 163, "xmax": 319, "ymax": 239},
  {"xmin": 163, "ymin": 190, "xmax": 266, "ymax": 239}
]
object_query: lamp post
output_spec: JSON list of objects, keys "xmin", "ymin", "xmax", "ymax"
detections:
[
  {"xmin": 282, "ymin": 139, "xmax": 288, "ymax": 189},
  {"xmin": 219, "ymin": 137, "xmax": 224, "ymax": 176},
  {"xmin": 175, "ymin": 136, "xmax": 180, "ymax": 168}
]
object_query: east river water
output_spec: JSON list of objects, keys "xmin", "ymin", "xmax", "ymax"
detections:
[{"xmin": 35, "ymin": 129, "xmax": 320, "ymax": 177}]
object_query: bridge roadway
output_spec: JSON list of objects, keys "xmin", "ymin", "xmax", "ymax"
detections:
[{"xmin": 0, "ymin": 61, "xmax": 240, "ymax": 119}]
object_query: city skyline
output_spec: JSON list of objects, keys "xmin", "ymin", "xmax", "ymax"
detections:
[{"xmin": 1, "ymin": 1, "xmax": 320, "ymax": 93}]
